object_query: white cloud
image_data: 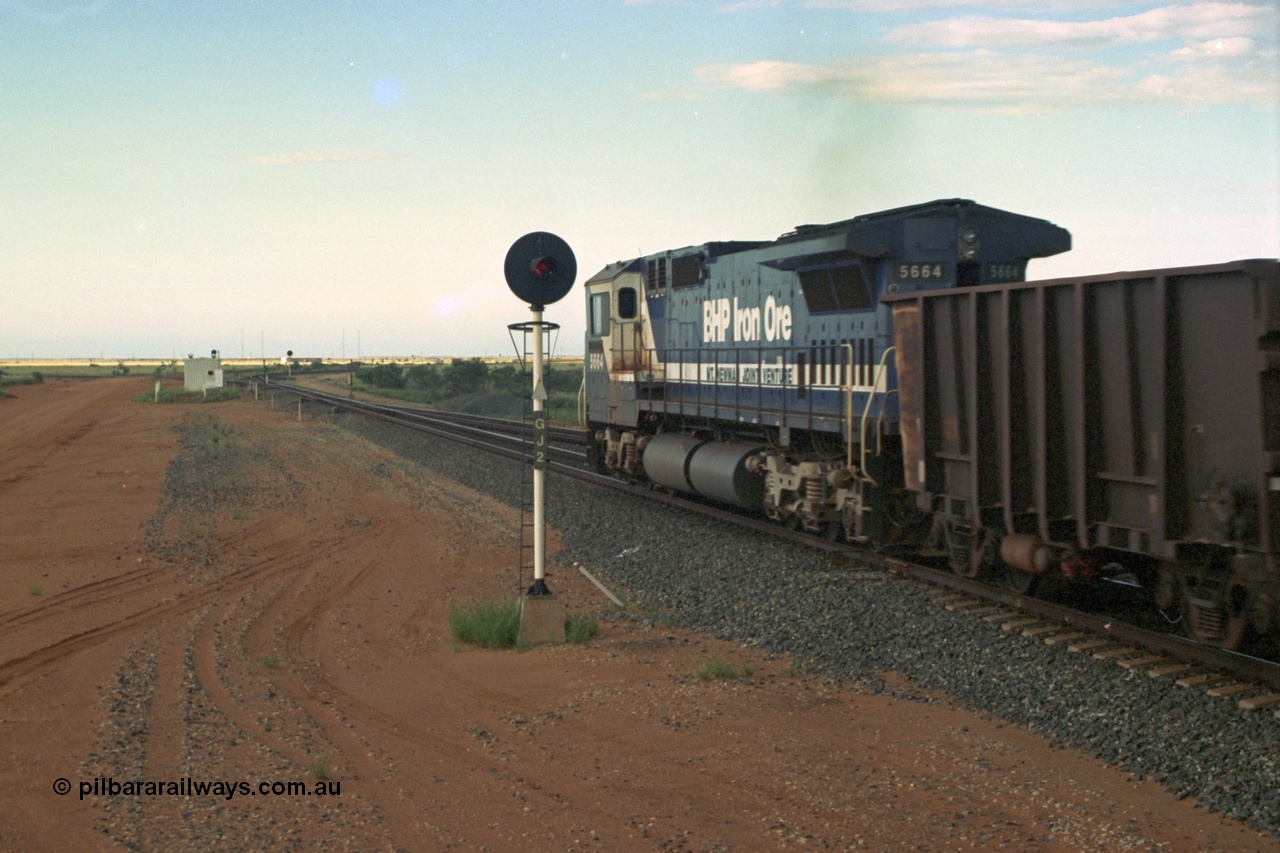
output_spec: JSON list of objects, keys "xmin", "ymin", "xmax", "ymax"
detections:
[
  {"xmin": 696, "ymin": 45, "xmax": 1277, "ymax": 111},
  {"xmin": 1170, "ymin": 36, "xmax": 1256, "ymax": 60},
  {"xmin": 694, "ymin": 2, "xmax": 1279, "ymax": 111},
  {"xmin": 698, "ymin": 53, "xmax": 1125, "ymax": 111},
  {"xmin": 696, "ymin": 60, "xmax": 827, "ymax": 91},
  {"xmin": 887, "ymin": 3, "xmax": 1275, "ymax": 49},
  {"xmin": 1137, "ymin": 47, "xmax": 1278, "ymax": 104},
  {"xmin": 802, "ymin": 0, "xmax": 1134, "ymax": 9}
]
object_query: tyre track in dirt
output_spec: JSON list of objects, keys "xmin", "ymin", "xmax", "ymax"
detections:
[{"xmin": 0, "ymin": 518, "xmax": 336, "ymax": 703}]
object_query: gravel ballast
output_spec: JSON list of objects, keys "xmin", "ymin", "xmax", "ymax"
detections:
[{"xmin": 324, "ymin": 406, "xmax": 1280, "ymax": 838}]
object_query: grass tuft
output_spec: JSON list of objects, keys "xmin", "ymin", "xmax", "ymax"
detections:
[
  {"xmin": 131, "ymin": 387, "xmax": 244, "ymax": 404},
  {"xmin": 696, "ymin": 657, "xmax": 754, "ymax": 681},
  {"xmin": 448, "ymin": 599, "xmax": 521, "ymax": 649},
  {"xmin": 564, "ymin": 613, "xmax": 598, "ymax": 644},
  {"xmin": 308, "ymin": 753, "xmax": 333, "ymax": 780}
]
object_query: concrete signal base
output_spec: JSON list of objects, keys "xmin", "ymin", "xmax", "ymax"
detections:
[{"xmin": 518, "ymin": 594, "xmax": 565, "ymax": 646}]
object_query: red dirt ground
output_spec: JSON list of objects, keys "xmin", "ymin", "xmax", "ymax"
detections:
[{"xmin": 1, "ymin": 376, "xmax": 1276, "ymax": 851}]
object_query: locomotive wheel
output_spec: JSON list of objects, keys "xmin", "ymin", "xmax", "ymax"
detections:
[{"xmin": 821, "ymin": 521, "xmax": 843, "ymax": 542}]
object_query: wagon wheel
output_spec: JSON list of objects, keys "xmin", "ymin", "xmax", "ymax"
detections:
[
  {"xmin": 997, "ymin": 564, "xmax": 1039, "ymax": 596},
  {"xmin": 1184, "ymin": 582, "xmax": 1250, "ymax": 650}
]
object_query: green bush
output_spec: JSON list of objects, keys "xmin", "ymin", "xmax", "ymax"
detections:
[
  {"xmin": 565, "ymin": 613, "xmax": 598, "ymax": 644},
  {"xmin": 405, "ymin": 362, "xmax": 440, "ymax": 391},
  {"xmin": 348, "ymin": 359, "xmax": 584, "ymax": 424},
  {"xmin": 448, "ymin": 599, "xmax": 598, "ymax": 647},
  {"xmin": 356, "ymin": 362, "xmax": 406, "ymax": 389},
  {"xmin": 487, "ymin": 363, "xmax": 524, "ymax": 396},
  {"xmin": 448, "ymin": 599, "xmax": 521, "ymax": 648},
  {"xmin": 695, "ymin": 657, "xmax": 754, "ymax": 681},
  {"xmin": 132, "ymin": 387, "xmax": 243, "ymax": 404},
  {"xmin": 445, "ymin": 358, "xmax": 488, "ymax": 396}
]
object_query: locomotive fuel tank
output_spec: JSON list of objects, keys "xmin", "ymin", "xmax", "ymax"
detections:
[{"xmin": 642, "ymin": 433, "xmax": 765, "ymax": 510}]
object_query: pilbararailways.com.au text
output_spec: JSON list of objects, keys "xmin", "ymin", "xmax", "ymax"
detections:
[{"xmin": 66, "ymin": 776, "xmax": 341, "ymax": 801}]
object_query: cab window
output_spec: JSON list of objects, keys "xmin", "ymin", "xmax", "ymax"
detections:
[
  {"xmin": 617, "ymin": 287, "xmax": 637, "ymax": 320},
  {"xmin": 590, "ymin": 292, "xmax": 611, "ymax": 336}
]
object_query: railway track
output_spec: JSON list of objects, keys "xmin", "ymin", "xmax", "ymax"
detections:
[
  {"xmin": 254, "ymin": 377, "xmax": 1280, "ymax": 714},
  {"xmin": 253, "ymin": 378, "xmax": 588, "ymax": 465}
]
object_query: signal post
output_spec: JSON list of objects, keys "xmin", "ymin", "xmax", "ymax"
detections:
[{"xmin": 503, "ymin": 232, "xmax": 577, "ymax": 644}]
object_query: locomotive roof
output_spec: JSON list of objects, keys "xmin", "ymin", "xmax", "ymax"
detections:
[
  {"xmin": 589, "ymin": 198, "xmax": 1069, "ymax": 280},
  {"xmin": 757, "ymin": 197, "xmax": 1070, "ymax": 265},
  {"xmin": 776, "ymin": 198, "xmax": 1053, "ymax": 242}
]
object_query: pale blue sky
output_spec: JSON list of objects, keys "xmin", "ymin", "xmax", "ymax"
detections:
[{"xmin": 2, "ymin": 0, "xmax": 1276, "ymax": 359}]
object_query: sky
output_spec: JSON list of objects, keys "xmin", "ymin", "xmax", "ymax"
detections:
[{"xmin": 1, "ymin": 0, "xmax": 1276, "ymax": 360}]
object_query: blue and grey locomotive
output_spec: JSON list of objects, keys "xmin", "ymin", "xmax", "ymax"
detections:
[{"xmin": 583, "ymin": 198, "xmax": 1070, "ymax": 544}]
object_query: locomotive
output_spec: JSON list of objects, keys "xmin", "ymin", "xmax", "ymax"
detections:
[{"xmin": 582, "ymin": 199, "xmax": 1280, "ymax": 650}]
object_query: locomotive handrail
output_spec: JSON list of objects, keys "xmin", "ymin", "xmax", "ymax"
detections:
[
  {"xmin": 856, "ymin": 346, "xmax": 895, "ymax": 486},
  {"xmin": 636, "ymin": 342, "xmax": 888, "ymax": 440},
  {"xmin": 844, "ymin": 342, "xmax": 856, "ymax": 470}
]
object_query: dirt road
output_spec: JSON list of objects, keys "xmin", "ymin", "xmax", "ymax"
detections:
[{"xmin": 1, "ymin": 377, "xmax": 1274, "ymax": 851}]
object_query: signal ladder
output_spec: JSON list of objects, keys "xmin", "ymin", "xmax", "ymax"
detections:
[{"xmin": 508, "ymin": 320, "xmax": 559, "ymax": 595}]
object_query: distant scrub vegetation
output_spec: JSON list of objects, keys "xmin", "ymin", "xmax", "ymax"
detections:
[
  {"xmin": 1, "ymin": 358, "xmax": 583, "ymax": 422},
  {"xmin": 139, "ymin": 388, "xmax": 245, "ymax": 404},
  {"xmin": 349, "ymin": 358, "xmax": 582, "ymax": 423},
  {"xmin": 0, "ymin": 368, "xmax": 43, "ymax": 389}
]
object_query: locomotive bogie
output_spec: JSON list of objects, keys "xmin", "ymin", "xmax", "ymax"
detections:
[
  {"xmin": 757, "ymin": 452, "xmax": 848, "ymax": 534},
  {"xmin": 596, "ymin": 427, "xmax": 646, "ymax": 478}
]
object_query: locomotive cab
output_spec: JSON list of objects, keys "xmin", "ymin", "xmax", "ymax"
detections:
[
  {"xmin": 584, "ymin": 259, "xmax": 666, "ymax": 448},
  {"xmin": 586, "ymin": 263, "xmax": 657, "ymax": 378}
]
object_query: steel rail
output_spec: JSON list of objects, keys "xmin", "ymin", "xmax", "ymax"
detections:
[
  {"xmin": 254, "ymin": 378, "xmax": 1280, "ymax": 693},
  {"xmin": 871, "ymin": 554, "xmax": 1280, "ymax": 692},
  {"xmin": 263, "ymin": 378, "xmax": 589, "ymax": 444},
  {"xmin": 258, "ymin": 379, "xmax": 588, "ymax": 464}
]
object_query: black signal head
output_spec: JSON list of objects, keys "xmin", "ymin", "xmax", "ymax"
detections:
[{"xmin": 504, "ymin": 231, "xmax": 577, "ymax": 309}]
